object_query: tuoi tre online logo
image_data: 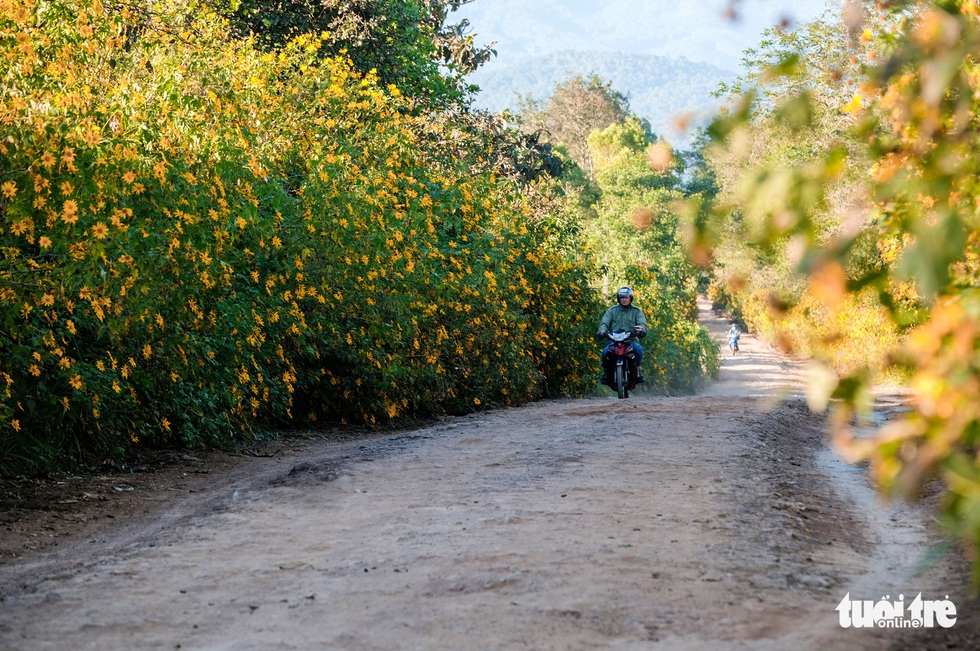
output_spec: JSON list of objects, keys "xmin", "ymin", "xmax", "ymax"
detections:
[{"xmin": 836, "ymin": 592, "xmax": 957, "ymax": 628}]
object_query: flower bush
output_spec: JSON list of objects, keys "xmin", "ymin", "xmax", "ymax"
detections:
[{"xmin": 0, "ymin": 0, "xmax": 601, "ymax": 473}]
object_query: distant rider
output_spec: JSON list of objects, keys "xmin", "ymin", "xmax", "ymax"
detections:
[
  {"xmin": 596, "ymin": 286, "xmax": 647, "ymax": 383},
  {"xmin": 728, "ymin": 322, "xmax": 740, "ymax": 348}
]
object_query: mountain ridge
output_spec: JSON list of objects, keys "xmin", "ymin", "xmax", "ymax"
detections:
[{"xmin": 464, "ymin": 49, "xmax": 737, "ymax": 148}]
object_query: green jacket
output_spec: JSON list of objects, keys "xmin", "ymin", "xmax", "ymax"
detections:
[{"xmin": 597, "ymin": 304, "xmax": 648, "ymax": 341}]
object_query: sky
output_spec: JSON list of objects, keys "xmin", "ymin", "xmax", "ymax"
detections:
[{"xmin": 452, "ymin": 0, "xmax": 838, "ymax": 72}]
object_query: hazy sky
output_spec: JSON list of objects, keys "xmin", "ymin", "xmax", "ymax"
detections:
[{"xmin": 453, "ymin": 0, "xmax": 837, "ymax": 72}]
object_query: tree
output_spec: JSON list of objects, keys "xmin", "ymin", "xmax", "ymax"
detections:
[
  {"xmin": 574, "ymin": 115, "xmax": 718, "ymax": 392},
  {"xmin": 512, "ymin": 72, "xmax": 717, "ymax": 392},
  {"xmin": 701, "ymin": 7, "xmax": 898, "ymax": 374},
  {"xmin": 588, "ymin": 117, "xmax": 678, "ymax": 194},
  {"xmin": 519, "ymin": 74, "xmax": 632, "ymax": 178},
  {"xmin": 699, "ymin": 0, "xmax": 980, "ymax": 581},
  {"xmin": 218, "ymin": 0, "xmax": 495, "ymax": 108}
]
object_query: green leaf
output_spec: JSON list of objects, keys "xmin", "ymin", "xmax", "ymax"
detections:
[{"xmin": 896, "ymin": 211, "xmax": 967, "ymax": 298}]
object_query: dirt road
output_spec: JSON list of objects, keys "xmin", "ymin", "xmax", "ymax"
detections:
[{"xmin": 1, "ymin": 299, "xmax": 977, "ymax": 650}]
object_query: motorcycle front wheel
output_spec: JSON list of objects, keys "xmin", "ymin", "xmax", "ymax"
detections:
[{"xmin": 615, "ymin": 364, "xmax": 627, "ymax": 399}]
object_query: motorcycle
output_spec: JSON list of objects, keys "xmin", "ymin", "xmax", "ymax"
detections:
[
  {"xmin": 728, "ymin": 332, "xmax": 739, "ymax": 355},
  {"xmin": 601, "ymin": 329, "xmax": 641, "ymax": 399}
]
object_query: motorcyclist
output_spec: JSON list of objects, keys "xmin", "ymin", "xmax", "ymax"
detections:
[
  {"xmin": 728, "ymin": 322, "xmax": 740, "ymax": 343},
  {"xmin": 597, "ymin": 286, "xmax": 647, "ymax": 383},
  {"xmin": 728, "ymin": 322, "xmax": 740, "ymax": 353}
]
